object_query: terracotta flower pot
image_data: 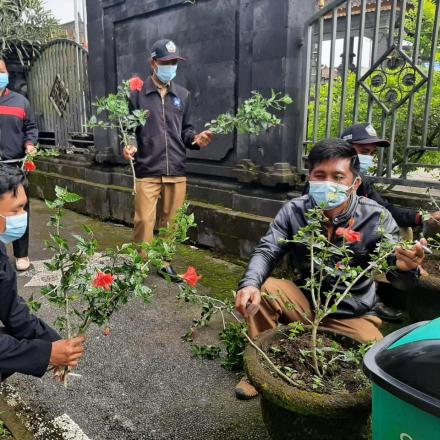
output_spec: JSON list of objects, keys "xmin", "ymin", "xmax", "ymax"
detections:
[{"xmin": 244, "ymin": 326, "xmax": 371, "ymax": 440}]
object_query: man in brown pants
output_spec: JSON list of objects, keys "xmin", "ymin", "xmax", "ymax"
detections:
[
  {"xmin": 234, "ymin": 139, "xmax": 425, "ymax": 399},
  {"xmin": 124, "ymin": 39, "xmax": 212, "ymax": 281}
]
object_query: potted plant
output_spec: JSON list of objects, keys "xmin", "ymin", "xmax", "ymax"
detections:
[{"xmin": 241, "ymin": 207, "xmax": 403, "ymax": 440}]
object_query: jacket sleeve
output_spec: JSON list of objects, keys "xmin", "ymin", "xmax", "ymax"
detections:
[
  {"xmin": 380, "ymin": 209, "xmax": 420, "ymax": 290},
  {"xmin": 238, "ymin": 203, "xmax": 294, "ymax": 290},
  {"xmin": 22, "ymin": 99, "xmax": 38, "ymax": 146},
  {"xmin": 0, "ymin": 259, "xmax": 61, "ymax": 377},
  {"xmin": 182, "ymin": 92, "xmax": 199, "ymax": 150},
  {"xmin": 363, "ymin": 177, "xmax": 419, "ymax": 228}
]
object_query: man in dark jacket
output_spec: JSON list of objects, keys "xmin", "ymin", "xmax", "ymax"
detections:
[
  {"xmin": 124, "ymin": 39, "xmax": 212, "ymax": 281},
  {"xmin": 234, "ymin": 139, "xmax": 425, "ymax": 399},
  {"xmin": 0, "ymin": 57, "xmax": 38, "ymax": 272},
  {"xmin": 0, "ymin": 166, "xmax": 85, "ymax": 381}
]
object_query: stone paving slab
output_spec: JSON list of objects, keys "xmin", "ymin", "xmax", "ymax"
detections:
[{"xmin": 3, "ymin": 199, "xmax": 269, "ymax": 440}]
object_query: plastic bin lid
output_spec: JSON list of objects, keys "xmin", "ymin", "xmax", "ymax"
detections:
[
  {"xmin": 388, "ymin": 317, "xmax": 440, "ymax": 350},
  {"xmin": 364, "ymin": 320, "xmax": 440, "ymax": 418}
]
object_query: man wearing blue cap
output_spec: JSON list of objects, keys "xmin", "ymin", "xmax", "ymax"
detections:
[{"xmin": 123, "ymin": 39, "xmax": 213, "ymax": 282}]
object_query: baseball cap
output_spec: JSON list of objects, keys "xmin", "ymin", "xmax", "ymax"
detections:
[
  {"xmin": 341, "ymin": 123, "xmax": 390, "ymax": 148},
  {"xmin": 150, "ymin": 39, "xmax": 186, "ymax": 62}
]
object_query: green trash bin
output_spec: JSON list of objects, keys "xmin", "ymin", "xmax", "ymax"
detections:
[{"xmin": 364, "ymin": 318, "xmax": 440, "ymax": 440}]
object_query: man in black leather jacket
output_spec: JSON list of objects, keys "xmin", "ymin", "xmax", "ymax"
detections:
[{"xmin": 234, "ymin": 139, "xmax": 425, "ymax": 400}]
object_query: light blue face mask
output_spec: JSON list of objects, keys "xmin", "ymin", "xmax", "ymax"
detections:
[
  {"xmin": 0, "ymin": 73, "xmax": 9, "ymax": 90},
  {"xmin": 0, "ymin": 213, "xmax": 27, "ymax": 244},
  {"xmin": 309, "ymin": 180, "xmax": 356, "ymax": 209},
  {"xmin": 155, "ymin": 64, "xmax": 177, "ymax": 84},
  {"xmin": 358, "ymin": 154, "xmax": 374, "ymax": 174}
]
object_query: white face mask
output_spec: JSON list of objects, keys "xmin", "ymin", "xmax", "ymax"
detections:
[{"xmin": 358, "ymin": 154, "xmax": 374, "ymax": 174}]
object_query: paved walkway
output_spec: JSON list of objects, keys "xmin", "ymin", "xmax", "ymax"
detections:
[{"xmin": 2, "ymin": 199, "xmax": 268, "ymax": 440}]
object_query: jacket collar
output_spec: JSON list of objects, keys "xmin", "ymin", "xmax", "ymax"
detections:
[
  {"xmin": 0, "ymin": 88, "xmax": 10, "ymax": 97},
  {"xmin": 144, "ymin": 76, "xmax": 177, "ymax": 97}
]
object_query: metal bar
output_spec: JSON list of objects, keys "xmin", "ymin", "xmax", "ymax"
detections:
[
  {"xmin": 367, "ymin": 0, "xmax": 382, "ymax": 122},
  {"xmin": 353, "ymin": 0, "xmax": 366, "ymax": 123},
  {"xmin": 74, "ymin": 0, "xmax": 81, "ymax": 45},
  {"xmin": 339, "ymin": 0, "xmax": 352, "ymax": 135},
  {"xmin": 397, "ymin": 0, "xmax": 408, "ymax": 49},
  {"xmin": 405, "ymin": 163, "xmax": 440, "ymax": 168},
  {"xmin": 312, "ymin": 17, "xmax": 324, "ymax": 143},
  {"xmin": 376, "ymin": 112, "xmax": 387, "ymax": 176},
  {"xmin": 306, "ymin": 0, "xmax": 347, "ymax": 25},
  {"xmin": 387, "ymin": 111, "xmax": 398, "ymax": 178},
  {"xmin": 300, "ymin": 25, "xmax": 313, "ymax": 170},
  {"xmin": 402, "ymin": 0, "xmax": 424, "ymax": 179},
  {"xmin": 369, "ymin": 176, "xmax": 440, "ymax": 190},
  {"xmin": 388, "ymin": 0, "xmax": 398, "ymax": 47},
  {"xmin": 422, "ymin": 0, "xmax": 440, "ymax": 147},
  {"xmin": 325, "ymin": 9, "xmax": 338, "ymax": 137}
]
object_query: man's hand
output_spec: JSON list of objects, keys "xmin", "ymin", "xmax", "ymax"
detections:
[
  {"xmin": 396, "ymin": 239, "xmax": 426, "ymax": 272},
  {"xmin": 235, "ymin": 286, "xmax": 261, "ymax": 318},
  {"xmin": 49, "ymin": 336, "xmax": 85, "ymax": 368},
  {"xmin": 123, "ymin": 145, "xmax": 137, "ymax": 161},
  {"xmin": 193, "ymin": 130, "xmax": 213, "ymax": 148},
  {"xmin": 25, "ymin": 144, "xmax": 37, "ymax": 156}
]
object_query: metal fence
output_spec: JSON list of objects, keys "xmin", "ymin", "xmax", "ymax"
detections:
[
  {"xmin": 27, "ymin": 39, "xmax": 92, "ymax": 150},
  {"xmin": 301, "ymin": 0, "xmax": 440, "ymax": 189}
]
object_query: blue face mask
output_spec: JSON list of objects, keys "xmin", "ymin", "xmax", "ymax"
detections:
[
  {"xmin": 358, "ymin": 154, "xmax": 374, "ymax": 174},
  {"xmin": 309, "ymin": 180, "xmax": 355, "ymax": 209},
  {"xmin": 0, "ymin": 213, "xmax": 27, "ymax": 244},
  {"xmin": 155, "ymin": 64, "xmax": 177, "ymax": 84},
  {"xmin": 0, "ymin": 73, "xmax": 8, "ymax": 90}
]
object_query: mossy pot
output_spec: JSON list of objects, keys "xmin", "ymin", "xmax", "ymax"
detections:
[{"xmin": 244, "ymin": 326, "xmax": 371, "ymax": 440}]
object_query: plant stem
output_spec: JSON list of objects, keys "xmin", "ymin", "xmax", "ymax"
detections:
[
  {"xmin": 310, "ymin": 320, "xmax": 321, "ymax": 377},
  {"xmin": 243, "ymin": 331, "xmax": 303, "ymax": 388}
]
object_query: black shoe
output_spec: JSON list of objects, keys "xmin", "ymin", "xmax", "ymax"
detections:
[
  {"xmin": 157, "ymin": 265, "xmax": 182, "ymax": 283},
  {"xmin": 372, "ymin": 301, "xmax": 403, "ymax": 322}
]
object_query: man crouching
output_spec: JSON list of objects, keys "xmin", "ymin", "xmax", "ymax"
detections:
[{"xmin": 234, "ymin": 139, "xmax": 424, "ymax": 399}]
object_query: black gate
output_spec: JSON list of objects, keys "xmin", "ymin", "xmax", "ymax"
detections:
[
  {"xmin": 302, "ymin": 0, "xmax": 440, "ymax": 190},
  {"xmin": 27, "ymin": 39, "xmax": 92, "ymax": 150}
]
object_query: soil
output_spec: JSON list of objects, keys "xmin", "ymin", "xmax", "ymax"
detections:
[
  {"xmin": 422, "ymin": 255, "xmax": 440, "ymax": 276},
  {"xmin": 265, "ymin": 330, "xmax": 369, "ymax": 394}
]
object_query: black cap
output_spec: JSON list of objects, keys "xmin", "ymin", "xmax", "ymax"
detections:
[
  {"xmin": 150, "ymin": 39, "xmax": 186, "ymax": 61},
  {"xmin": 341, "ymin": 123, "xmax": 390, "ymax": 148}
]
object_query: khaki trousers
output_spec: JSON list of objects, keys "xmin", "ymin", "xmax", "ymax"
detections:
[
  {"xmin": 248, "ymin": 277, "xmax": 383, "ymax": 343},
  {"xmin": 133, "ymin": 179, "xmax": 187, "ymax": 244}
]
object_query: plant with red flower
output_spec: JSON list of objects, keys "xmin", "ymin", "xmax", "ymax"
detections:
[
  {"xmin": 129, "ymin": 76, "xmax": 144, "ymax": 92},
  {"xmin": 93, "ymin": 272, "xmax": 115, "ymax": 291},
  {"xmin": 181, "ymin": 266, "xmax": 202, "ymax": 287},
  {"xmin": 103, "ymin": 327, "xmax": 111, "ymax": 336},
  {"xmin": 23, "ymin": 161, "xmax": 36, "ymax": 172},
  {"xmin": 335, "ymin": 227, "xmax": 362, "ymax": 243}
]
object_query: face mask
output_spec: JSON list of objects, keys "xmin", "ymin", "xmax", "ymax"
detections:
[
  {"xmin": 0, "ymin": 73, "xmax": 8, "ymax": 90},
  {"xmin": 0, "ymin": 213, "xmax": 27, "ymax": 244},
  {"xmin": 358, "ymin": 154, "xmax": 374, "ymax": 174},
  {"xmin": 309, "ymin": 180, "xmax": 356, "ymax": 209},
  {"xmin": 155, "ymin": 64, "xmax": 177, "ymax": 84}
]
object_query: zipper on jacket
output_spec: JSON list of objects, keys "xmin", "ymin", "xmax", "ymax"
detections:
[{"xmin": 161, "ymin": 96, "xmax": 170, "ymax": 176}]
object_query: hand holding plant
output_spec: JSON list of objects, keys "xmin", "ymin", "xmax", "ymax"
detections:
[
  {"xmin": 205, "ymin": 90, "xmax": 293, "ymax": 136},
  {"xmin": 87, "ymin": 78, "xmax": 148, "ymax": 194}
]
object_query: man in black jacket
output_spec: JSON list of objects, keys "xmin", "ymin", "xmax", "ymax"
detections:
[
  {"xmin": 0, "ymin": 57, "xmax": 38, "ymax": 272},
  {"xmin": 0, "ymin": 166, "xmax": 84, "ymax": 381},
  {"xmin": 124, "ymin": 39, "xmax": 212, "ymax": 282},
  {"xmin": 234, "ymin": 139, "xmax": 425, "ymax": 399}
]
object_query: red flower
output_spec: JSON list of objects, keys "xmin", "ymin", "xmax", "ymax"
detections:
[
  {"xmin": 23, "ymin": 161, "xmax": 36, "ymax": 172},
  {"xmin": 336, "ymin": 227, "xmax": 362, "ymax": 243},
  {"xmin": 103, "ymin": 327, "xmax": 111, "ymax": 336},
  {"xmin": 335, "ymin": 261, "xmax": 345, "ymax": 270},
  {"xmin": 129, "ymin": 76, "xmax": 144, "ymax": 92},
  {"xmin": 93, "ymin": 272, "xmax": 115, "ymax": 291},
  {"xmin": 181, "ymin": 266, "xmax": 202, "ymax": 287}
]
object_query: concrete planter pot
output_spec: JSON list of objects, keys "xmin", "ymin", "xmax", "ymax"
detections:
[
  {"xmin": 244, "ymin": 327, "xmax": 371, "ymax": 440},
  {"xmin": 407, "ymin": 255, "xmax": 440, "ymax": 322}
]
